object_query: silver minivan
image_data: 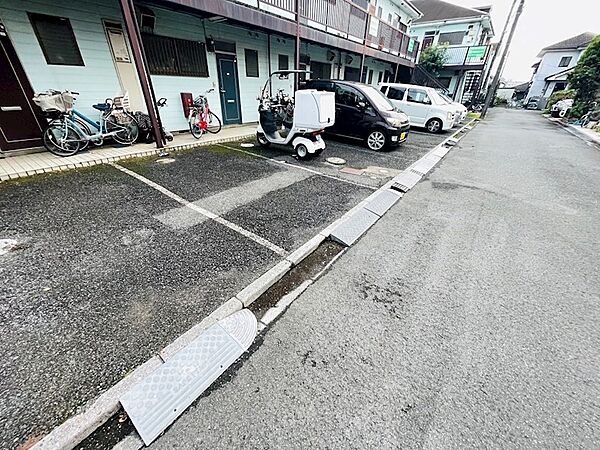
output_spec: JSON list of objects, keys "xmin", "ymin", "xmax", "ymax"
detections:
[{"xmin": 379, "ymin": 83, "xmax": 457, "ymax": 133}]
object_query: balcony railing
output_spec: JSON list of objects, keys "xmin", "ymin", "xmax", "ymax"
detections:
[
  {"xmin": 246, "ymin": 0, "xmax": 419, "ymax": 62},
  {"xmin": 441, "ymin": 45, "xmax": 489, "ymax": 66}
]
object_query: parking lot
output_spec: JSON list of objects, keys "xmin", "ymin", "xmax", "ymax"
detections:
[{"xmin": 0, "ymin": 128, "xmax": 448, "ymax": 447}]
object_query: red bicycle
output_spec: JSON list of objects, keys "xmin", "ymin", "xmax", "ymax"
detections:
[{"xmin": 188, "ymin": 89, "xmax": 222, "ymax": 138}]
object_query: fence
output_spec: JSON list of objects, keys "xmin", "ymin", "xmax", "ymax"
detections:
[{"xmin": 257, "ymin": 0, "xmax": 418, "ymax": 62}]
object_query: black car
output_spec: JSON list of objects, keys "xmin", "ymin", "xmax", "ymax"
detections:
[{"xmin": 303, "ymin": 79, "xmax": 410, "ymax": 151}]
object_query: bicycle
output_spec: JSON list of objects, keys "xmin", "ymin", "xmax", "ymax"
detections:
[
  {"xmin": 188, "ymin": 89, "xmax": 222, "ymax": 139},
  {"xmin": 580, "ymin": 102, "xmax": 600, "ymax": 128},
  {"xmin": 33, "ymin": 90, "xmax": 139, "ymax": 156}
]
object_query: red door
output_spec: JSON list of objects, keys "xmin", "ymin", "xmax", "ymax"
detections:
[{"xmin": 0, "ymin": 21, "xmax": 44, "ymax": 151}]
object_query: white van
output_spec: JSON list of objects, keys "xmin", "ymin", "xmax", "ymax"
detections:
[
  {"xmin": 379, "ymin": 83, "xmax": 457, "ymax": 133},
  {"xmin": 437, "ymin": 90, "xmax": 468, "ymax": 124}
]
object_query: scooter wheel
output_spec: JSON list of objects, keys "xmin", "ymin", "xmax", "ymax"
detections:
[
  {"xmin": 257, "ymin": 132, "xmax": 271, "ymax": 148},
  {"xmin": 295, "ymin": 143, "xmax": 309, "ymax": 160}
]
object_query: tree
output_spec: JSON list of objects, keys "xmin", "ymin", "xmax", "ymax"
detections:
[
  {"xmin": 418, "ymin": 45, "xmax": 448, "ymax": 77},
  {"xmin": 568, "ymin": 35, "xmax": 600, "ymax": 117}
]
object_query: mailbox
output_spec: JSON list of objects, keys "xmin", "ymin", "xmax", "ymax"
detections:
[{"xmin": 180, "ymin": 92, "xmax": 193, "ymax": 118}]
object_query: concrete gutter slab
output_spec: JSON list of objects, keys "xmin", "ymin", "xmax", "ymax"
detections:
[
  {"xmin": 391, "ymin": 170, "xmax": 422, "ymax": 192},
  {"xmin": 363, "ymin": 189, "xmax": 402, "ymax": 217},
  {"xmin": 330, "ymin": 208, "xmax": 380, "ymax": 247},
  {"xmin": 120, "ymin": 310, "xmax": 257, "ymax": 445}
]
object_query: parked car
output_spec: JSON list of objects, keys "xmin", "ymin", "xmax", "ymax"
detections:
[
  {"xmin": 526, "ymin": 97, "xmax": 541, "ymax": 110},
  {"xmin": 303, "ymin": 80, "xmax": 410, "ymax": 151},
  {"xmin": 437, "ymin": 90, "xmax": 468, "ymax": 124},
  {"xmin": 379, "ymin": 83, "xmax": 457, "ymax": 133}
]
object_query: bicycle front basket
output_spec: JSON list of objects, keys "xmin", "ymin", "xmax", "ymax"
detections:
[{"xmin": 32, "ymin": 91, "xmax": 75, "ymax": 113}]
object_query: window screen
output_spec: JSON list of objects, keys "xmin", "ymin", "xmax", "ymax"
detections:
[
  {"xmin": 245, "ymin": 49, "xmax": 259, "ymax": 77},
  {"xmin": 438, "ymin": 31, "xmax": 464, "ymax": 46},
  {"xmin": 142, "ymin": 33, "xmax": 209, "ymax": 77},
  {"xmin": 278, "ymin": 54, "xmax": 289, "ymax": 70},
  {"xmin": 29, "ymin": 13, "xmax": 84, "ymax": 66}
]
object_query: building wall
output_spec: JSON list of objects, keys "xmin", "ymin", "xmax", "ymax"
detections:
[
  {"xmin": 527, "ymin": 49, "xmax": 582, "ymax": 100},
  {"xmin": 410, "ymin": 20, "xmax": 485, "ymax": 47},
  {"xmin": 0, "ymin": 0, "xmax": 125, "ymax": 120},
  {"xmin": 375, "ymin": 0, "xmax": 420, "ymax": 28}
]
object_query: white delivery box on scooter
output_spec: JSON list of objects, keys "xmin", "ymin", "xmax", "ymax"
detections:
[{"xmin": 293, "ymin": 90, "xmax": 335, "ymax": 130}]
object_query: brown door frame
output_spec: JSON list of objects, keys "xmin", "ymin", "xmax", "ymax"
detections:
[{"xmin": 0, "ymin": 19, "xmax": 44, "ymax": 152}]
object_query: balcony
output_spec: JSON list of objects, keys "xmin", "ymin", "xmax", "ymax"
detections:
[
  {"xmin": 232, "ymin": 0, "xmax": 419, "ymax": 63},
  {"xmin": 441, "ymin": 45, "xmax": 490, "ymax": 67}
]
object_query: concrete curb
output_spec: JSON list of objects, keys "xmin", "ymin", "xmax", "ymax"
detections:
[
  {"xmin": 31, "ymin": 120, "xmax": 477, "ymax": 450},
  {"xmin": 0, "ymin": 133, "xmax": 255, "ymax": 183}
]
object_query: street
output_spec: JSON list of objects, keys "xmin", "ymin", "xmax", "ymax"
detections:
[{"xmin": 142, "ymin": 109, "xmax": 599, "ymax": 449}]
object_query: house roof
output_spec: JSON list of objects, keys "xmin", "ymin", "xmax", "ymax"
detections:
[
  {"xmin": 411, "ymin": 0, "xmax": 490, "ymax": 24},
  {"xmin": 511, "ymin": 82, "xmax": 530, "ymax": 92},
  {"xmin": 390, "ymin": 0, "xmax": 423, "ymax": 19},
  {"xmin": 538, "ymin": 32, "xmax": 597, "ymax": 56}
]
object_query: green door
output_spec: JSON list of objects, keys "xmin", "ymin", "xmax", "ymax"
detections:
[{"xmin": 216, "ymin": 54, "xmax": 242, "ymax": 125}]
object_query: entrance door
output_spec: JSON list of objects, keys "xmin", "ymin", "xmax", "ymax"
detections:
[
  {"xmin": 216, "ymin": 54, "xmax": 242, "ymax": 125},
  {"xmin": 103, "ymin": 21, "xmax": 144, "ymax": 111},
  {"xmin": 343, "ymin": 67, "xmax": 360, "ymax": 82},
  {"xmin": 0, "ymin": 21, "xmax": 44, "ymax": 151},
  {"xmin": 422, "ymin": 35, "xmax": 434, "ymax": 49}
]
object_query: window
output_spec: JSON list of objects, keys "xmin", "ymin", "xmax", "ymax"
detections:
[
  {"xmin": 142, "ymin": 33, "xmax": 209, "ymax": 77},
  {"xmin": 29, "ymin": 13, "xmax": 84, "ymax": 66},
  {"xmin": 335, "ymin": 84, "xmax": 365, "ymax": 107},
  {"xmin": 387, "ymin": 86, "xmax": 406, "ymax": 100},
  {"xmin": 245, "ymin": 49, "xmax": 259, "ymax": 77},
  {"xmin": 407, "ymin": 89, "xmax": 431, "ymax": 104},
  {"xmin": 377, "ymin": 7, "xmax": 382, "ymax": 18},
  {"xmin": 558, "ymin": 56, "xmax": 572, "ymax": 67},
  {"xmin": 438, "ymin": 31, "xmax": 464, "ymax": 46},
  {"xmin": 278, "ymin": 54, "xmax": 289, "ymax": 70},
  {"xmin": 214, "ymin": 41, "xmax": 236, "ymax": 53},
  {"xmin": 388, "ymin": 13, "xmax": 392, "ymax": 23},
  {"xmin": 377, "ymin": 71, "xmax": 383, "ymax": 83},
  {"xmin": 367, "ymin": 69, "xmax": 374, "ymax": 84}
]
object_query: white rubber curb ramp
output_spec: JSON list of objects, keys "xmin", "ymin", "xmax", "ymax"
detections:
[{"xmin": 120, "ymin": 309, "xmax": 257, "ymax": 445}]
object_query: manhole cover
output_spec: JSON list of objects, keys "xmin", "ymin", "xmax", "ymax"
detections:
[
  {"xmin": 0, "ymin": 239, "xmax": 18, "ymax": 256},
  {"xmin": 240, "ymin": 143, "xmax": 254, "ymax": 148},
  {"xmin": 326, "ymin": 157, "xmax": 346, "ymax": 165},
  {"xmin": 156, "ymin": 158, "xmax": 176, "ymax": 164}
]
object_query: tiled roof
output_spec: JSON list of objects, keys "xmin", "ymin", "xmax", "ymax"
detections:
[
  {"xmin": 541, "ymin": 32, "xmax": 597, "ymax": 52},
  {"xmin": 411, "ymin": 0, "xmax": 489, "ymax": 23}
]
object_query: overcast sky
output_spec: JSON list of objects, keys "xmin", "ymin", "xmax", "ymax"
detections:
[{"xmin": 455, "ymin": 0, "xmax": 599, "ymax": 82}]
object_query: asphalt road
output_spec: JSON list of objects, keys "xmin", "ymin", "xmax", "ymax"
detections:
[
  {"xmin": 0, "ymin": 129, "xmax": 444, "ymax": 447},
  {"xmin": 150, "ymin": 109, "xmax": 600, "ymax": 449}
]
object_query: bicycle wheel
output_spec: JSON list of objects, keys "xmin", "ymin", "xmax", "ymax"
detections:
[
  {"xmin": 206, "ymin": 111, "xmax": 222, "ymax": 134},
  {"xmin": 189, "ymin": 109, "xmax": 204, "ymax": 139},
  {"xmin": 42, "ymin": 123, "xmax": 83, "ymax": 157},
  {"xmin": 106, "ymin": 111, "xmax": 139, "ymax": 145}
]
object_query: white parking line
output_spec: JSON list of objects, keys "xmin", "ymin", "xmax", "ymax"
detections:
[
  {"xmin": 216, "ymin": 144, "xmax": 377, "ymax": 191},
  {"xmin": 111, "ymin": 163, "xmax": 287, "ymax": 257}
]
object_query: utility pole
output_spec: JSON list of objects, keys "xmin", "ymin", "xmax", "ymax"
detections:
[
  {"xmin": 477, "ymin": 0, "xmax": 518, "ymax": 102},
  {"xmin": 481, "ymin": 0, "xmax": 525, "ymax": 119}
]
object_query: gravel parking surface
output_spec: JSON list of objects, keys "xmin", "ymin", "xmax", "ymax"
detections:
[{"xmin": 0, "ymin": 127, "xmax": 448, "ymax": 448}]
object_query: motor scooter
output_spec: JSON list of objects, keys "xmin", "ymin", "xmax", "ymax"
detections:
[{"xmin": 256, "ymin": 70, "xmax": 335, "ymax": 159}]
